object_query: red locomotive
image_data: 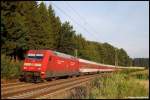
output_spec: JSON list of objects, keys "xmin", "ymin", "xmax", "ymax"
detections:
[{"xmin": 20, "ymin": 50, "xmax": 116, "ymax": 82}]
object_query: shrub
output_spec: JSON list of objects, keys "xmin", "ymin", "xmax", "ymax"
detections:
[{"xmin": 1, "ymin": 54, "xmax": 23, "ymax": 79}]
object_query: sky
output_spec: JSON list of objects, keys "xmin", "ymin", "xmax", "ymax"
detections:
[{"xmin": 38, "ymin": 1, "xmax": 149, "ymax": 58}]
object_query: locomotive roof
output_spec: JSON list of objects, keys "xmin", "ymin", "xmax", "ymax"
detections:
[{"xmin": 53, "ymin": 51, "xmax": 76, "ymax": 59}]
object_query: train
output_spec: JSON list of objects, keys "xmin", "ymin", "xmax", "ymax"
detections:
[{"xmin": 20, "ymin": 50, "xmax": 117, "ymax": 83}]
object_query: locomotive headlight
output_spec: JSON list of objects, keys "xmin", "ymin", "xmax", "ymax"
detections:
[
  {"xmin": 24, "ymin": 63, "xmax": 31, "ymax": 66},
  {"xmin": 24, "ymin": 63, "xmax": 41, "ymax": 67},
  {"xmin": 35, "ymin": 64, "xmax": 42, "ymax": 67}
]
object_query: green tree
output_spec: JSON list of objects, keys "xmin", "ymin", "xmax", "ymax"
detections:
[
  {"xmin": 1, "ymin": 1, "xmax": 27, "ymax": 59},
  {"xmin": 37, "ymin": 2, "xmax": 54, "ymax": 49},
  {"xmin": 102, "ymin": 43, "xmax": 116, "ymax": 65},
  {"xmin": 57, "ymin": 21, "xmax": 76, "ymax": 55},
  {"xmin": 117, "ymin": 48, "xmax": 130, "ymax": 66},
  {"xmin": 47, "ymin": 4, "xmax": 62, "ymax": 49}
]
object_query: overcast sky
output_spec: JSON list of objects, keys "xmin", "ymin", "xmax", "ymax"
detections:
[{"xmin": 38, "ymin": 1, "xmax": 149, "ymax": 58}]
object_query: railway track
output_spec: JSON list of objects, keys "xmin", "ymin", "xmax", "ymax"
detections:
[
  {"xmin": 1, "ymin": 82, "xmax": 24, "ymax": 87},
  {"xmin": 1, "ymin": 73, "xmax": 110, "ymax": 99},
  {"xmin": 2, "ymin": 83, "xmax": 35, "ymax": 92}
]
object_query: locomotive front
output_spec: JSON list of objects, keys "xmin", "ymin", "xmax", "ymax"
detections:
[{"xmin": 20, "ymin": 50, "xmax": 46, "ymax": 83}]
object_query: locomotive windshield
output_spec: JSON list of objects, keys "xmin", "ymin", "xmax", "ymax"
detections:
[{"xmin": 26, "ymin": 54, "xmax": 44, "ymax": 60}]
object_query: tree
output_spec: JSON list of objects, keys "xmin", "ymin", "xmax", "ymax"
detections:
[
  {"xmin": 117, "ymin": 48, "xmax": 130, "ymax": 66},
  {"xmin": 48, "ymin": 4, "xmax": 62, "ymax": 50},
  {"xmin": 37, "ymin": 2, "xmax": 54, "ymax": 49},
  {"xmin": 57, "ymin": 21, "xmax": 76, "ymax": 55},
  {"xmin": 1, "ymin": 1, "xmax": 27, "ymax": 59},
  {"xmin": 102, "ymin": 43, "xmax": 116, "ymax": 65},
  {"xmin": 132, "ymin": 58, "xmax": 149, "ymax": 68}
]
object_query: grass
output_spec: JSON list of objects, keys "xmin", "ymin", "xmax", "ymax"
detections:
[
  {"xmin": 88, "ymin": 69, "xmax": 149, "ymax": 99},
  {"xmin": 67, "ymin": 69, "xmax": 149, "ymax": 99},
  {"xmin": 129, "ymin": 70, "xmax": 149, "ymax": 80}
]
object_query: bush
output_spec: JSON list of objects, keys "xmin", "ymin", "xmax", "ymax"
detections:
[{"xmin": 1, "ymin": 54, "xmax": 23, "ymax": 79}]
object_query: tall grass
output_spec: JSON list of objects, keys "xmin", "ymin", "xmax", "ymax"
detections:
[
  {"xmin": 89, "ymin": 72, "xmax": 149, "ymax": 99},
  {"xmin": 118, "ymin": 69, "xmax": 145, "ymax": 74},
  {"xmin": 1, "ymin": 54, "xmax": 23, "ymax": 79},
  {"xmin": 129, "ymin": 70, "xmax": 149, "ymax": 80},
  {"xmin": 67, "ymin": 69, "xmax": 149, "ymax": 99}
]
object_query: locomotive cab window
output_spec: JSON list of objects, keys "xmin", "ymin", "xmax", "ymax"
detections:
[{"xmin": 26, "ymin": 54, "xmax": 44, "ymax": 60}]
